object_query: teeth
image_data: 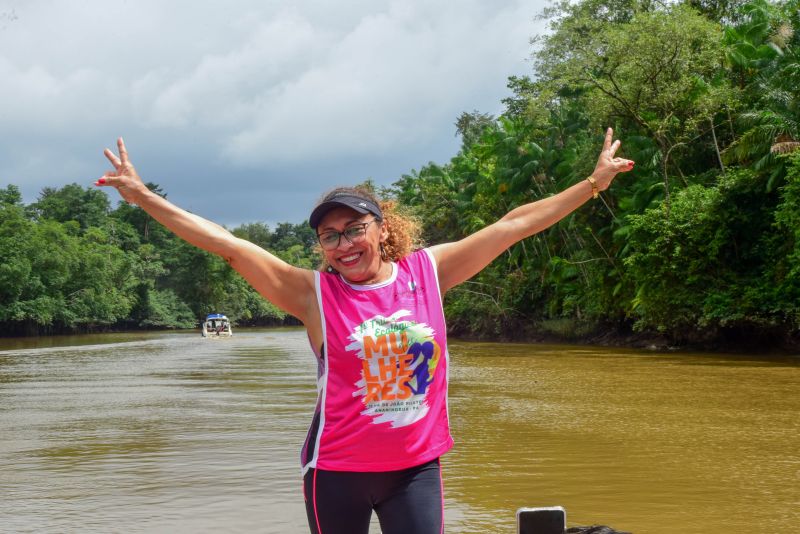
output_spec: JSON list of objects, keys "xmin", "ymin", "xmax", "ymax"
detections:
[{"xmin": 340, "ymin": 253, "xmax": 360, "ymax": 262}]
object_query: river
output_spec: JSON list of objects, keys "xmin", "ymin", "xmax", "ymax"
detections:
[{"xmin": 0, "ymin": 329, "xmax": 798, "ymax": 533}]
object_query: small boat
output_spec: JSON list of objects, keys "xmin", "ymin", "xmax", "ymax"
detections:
[{"xmin": 201, "ymin": 314, "xmax": 233, "ymax": 338}]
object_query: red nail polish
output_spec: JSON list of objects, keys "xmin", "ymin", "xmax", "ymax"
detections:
[{"xmin": 98, "ymin": 178, "xmax": 106, "ymax": 184}]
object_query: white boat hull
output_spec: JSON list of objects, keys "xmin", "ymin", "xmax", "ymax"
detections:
[{"xmin": 201, "ymin": 315, "xmax": 233, "ymax": 338}]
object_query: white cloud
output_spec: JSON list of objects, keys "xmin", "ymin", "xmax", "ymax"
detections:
[
  {"xmin": 0, "ymin": 57, "xmax": 123, "ymax": 132},
  {"xmin": 146, "ymin": 11, "xmax": 328, "ymax": 130},
  {"xmin": 217, "ymin": 1, "xmax": 539, "ymax": 165},
  {"xmin": 0, "ymin": 0, "xmax": 546, "ymax": 222}
]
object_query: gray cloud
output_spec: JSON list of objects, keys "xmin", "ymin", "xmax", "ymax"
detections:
[{"xmin": 0, "ymin": 0, "xmax": 545, "ymax": 225}]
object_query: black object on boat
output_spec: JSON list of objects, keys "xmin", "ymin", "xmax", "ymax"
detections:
[
  {"xmin": 566, "ymin": 527, "xmax": 632, "ymax": 534},
  {"xmin": 517, "ymin": 507, "xmax": 566, "ymax": 534},
  {"xmin": 517, "ymin": 507, "xmax": 631, "ymax": 534}
]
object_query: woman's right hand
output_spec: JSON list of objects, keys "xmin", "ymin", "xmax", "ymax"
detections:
[{"xmin": 95, "ymin": 137, "xmax": 149, "ymax": 204}]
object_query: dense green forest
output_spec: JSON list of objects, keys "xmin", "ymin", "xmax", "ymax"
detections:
[
  {"xmin": 392, "ymin": 0, "xmax": 800, "ymax": 348},
  {"xmin": 0, "ymin": 182, "xmax": 318, "ymax": 335},
  {"xmin": 2, "ymin": 0, "xmax": 799, "ymax": 347}
]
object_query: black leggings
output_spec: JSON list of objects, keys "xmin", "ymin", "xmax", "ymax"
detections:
[{"xmin": 303, "ymin": 458, "xmax": 444, "ymax": 534}]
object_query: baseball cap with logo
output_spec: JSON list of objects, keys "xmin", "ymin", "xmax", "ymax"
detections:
[{"xmin": 308, "ymin": 191, "xmax": 383, "ymax": 229}]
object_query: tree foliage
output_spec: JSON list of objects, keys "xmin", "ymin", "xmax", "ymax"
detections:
[
  {"xmin": 0, "ymin": 183, "xmax": 318, "ymax": 334},
  {"xmin": 391, "ymin": 0, "xmax": 800, "ymax": 346}
]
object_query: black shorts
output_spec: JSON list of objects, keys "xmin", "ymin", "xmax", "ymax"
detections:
[{"xmin": 303, "ymin": 458, "xmax": 444, "ymax": 534}]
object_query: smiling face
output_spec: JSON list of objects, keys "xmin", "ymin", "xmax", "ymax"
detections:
[{"xmin": 317, "ymin": 206, "xmax": 390, "ymax": 284}]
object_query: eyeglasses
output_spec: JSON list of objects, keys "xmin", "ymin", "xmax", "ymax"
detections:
[{"xmin": 317, "ymin": 219, "xmax": 378, "ymax": 250}]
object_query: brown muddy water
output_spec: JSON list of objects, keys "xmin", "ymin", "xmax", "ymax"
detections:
[{"xmin": 0, "ymin": 329, "xmax": 797, "ymax": 533}]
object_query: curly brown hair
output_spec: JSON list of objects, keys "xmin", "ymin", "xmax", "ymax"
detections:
[{"xmin": 314, "ymin": 186, "xmax": 423, "ymax": 272}]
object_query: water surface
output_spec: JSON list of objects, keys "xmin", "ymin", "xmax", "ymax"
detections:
[{"xmin": 1, "ymin": 330, "xmax": 797, "ymax": 533}]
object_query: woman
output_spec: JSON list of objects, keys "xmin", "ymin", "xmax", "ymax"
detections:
[{"xmin": 95, "ymin": 129, "xmax": 634, "ymax": 533}]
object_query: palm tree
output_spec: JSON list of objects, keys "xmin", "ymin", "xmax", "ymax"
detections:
[{"xmin": 723, "ymin": 0, "xmax": 800, "ymax": 188}]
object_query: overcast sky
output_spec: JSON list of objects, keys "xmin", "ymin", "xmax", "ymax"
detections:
[{"xmin": 0, "ymin": 0, "xmax": 546, "ymax": 227}]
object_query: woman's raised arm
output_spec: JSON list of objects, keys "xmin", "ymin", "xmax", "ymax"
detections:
[
  {"xmin": 429, "ymin": 128, "xmax": 635, "ymax": 294},
  {"xmin": 95, "ymin": 138, "xmax": 318, "ymax": 327}
]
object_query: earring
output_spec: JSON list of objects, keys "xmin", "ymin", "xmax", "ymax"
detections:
[{"xmin": 380, "ymin": 242, "xmax": 388, "ymax": 261}]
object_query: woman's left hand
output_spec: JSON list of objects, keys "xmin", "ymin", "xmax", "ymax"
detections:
[{"xmin": 591, "ymin": 128, "xmax": 635, "ymax": 191}]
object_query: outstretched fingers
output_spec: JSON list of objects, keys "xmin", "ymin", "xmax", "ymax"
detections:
[
  {"xmin": 117, "ymin": 137, "xmax": 129, "ymax": 165},
  {"xmin": 94, "ymin": 170, "xmax": 115, "ymax": 187},
  {"xmin": 103, "ymin": 138, "xmax": 129, "ymax": 170},
  {"xmin": 104, "ymin": 147, "xmax": 122, "ymax": 169},
  {"xmin": 596, "ymin": 128, "xmax": 635, "ymax": 179},
  {"xmin": 603, "ymin": 127, "xmax": 614, "ymax": 151},
  {"xmin": 614, "ymin": 157, "xmax": 635, "ymax": 172},
  {"xmin": 608, "ymin": 139, "xmax": 621, "ymax": 158}
]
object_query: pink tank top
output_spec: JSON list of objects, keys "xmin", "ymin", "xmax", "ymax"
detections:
[{"xmin": 301, "ymin": 248, "xmax": 453, "ymax": 474}]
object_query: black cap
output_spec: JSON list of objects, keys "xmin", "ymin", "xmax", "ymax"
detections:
[{"xmin": 309, "ymin": 192, "xmax": 383, "ymax": 229}]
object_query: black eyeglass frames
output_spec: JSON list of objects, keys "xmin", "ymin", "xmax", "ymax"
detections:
[{"xmin": 316, "ymin": 219, "xmax": 378, "ymax": 250}]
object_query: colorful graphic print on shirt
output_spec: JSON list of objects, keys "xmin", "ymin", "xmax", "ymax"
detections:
[{"xmin": 346, "ymin": 310, "xmax": 441, "ymax": 428}]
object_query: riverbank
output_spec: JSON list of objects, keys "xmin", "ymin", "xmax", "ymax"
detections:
[
  {"xmin": 0, "ymin": 317, "xmax": 302, "ymax": 338},
  {"xmin": 3, "ymin": 317, "xmax": 799, "ymax": 356},
  {"xmin": 447, "ymin": 317, "xmax": 800, "ymax": 355}
]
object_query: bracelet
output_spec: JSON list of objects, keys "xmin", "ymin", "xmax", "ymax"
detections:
[{"xmin": 586, "ymin": 176, "xmax": 599, "ymax": 199}]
